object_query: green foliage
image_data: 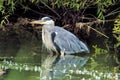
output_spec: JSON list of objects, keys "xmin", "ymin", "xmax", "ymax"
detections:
[
  {"xmin": 51, "ymin": 0, "xmax": 116, "ymax": 20},
  {"xmin": 92, "ymin": 45, "xmax": 108, "ymax": 57},
  {"xmin": 51, "ymin": 0, "xmax": 87, "ymax": 10},
  {"xmin": 113, "ymin": 15, "xmax": 120, "ymax": 34},
  {"xmin": 96, "ymin": 0, "xmax": 116, "ymax": 20},
  {"xmin": 0, "ymin": 0, "xmax": 16, "ymax": 15},
  {"xmin": 0, "ymin": 0, "xmax": 15, "ymax": 28},
  {"xmin": 0, "ymin": 15, "xmax": 10, "ymax": 30},
  {"xmin": 90, "ymin": 57, "xmax": 98, "ymax": 69},
  {"xmin": 0, "ymin": 0, "xmax": 4, "ymax": 9},
  {"xmin": 113, "ymin": 14, "xmax": 120, "ymax": 48},
  {"xmin": 0, "ymin": 0, "xmax": 118, "ymax": 27}
]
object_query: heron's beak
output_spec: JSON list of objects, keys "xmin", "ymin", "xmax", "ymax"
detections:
[{"xmin": 30, "ymin": 20, "xmax": 45, "ymax": 25}]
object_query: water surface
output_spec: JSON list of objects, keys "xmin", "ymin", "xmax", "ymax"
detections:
[{"xmin": 0, "ymin": 34, "xmax": 119, "ymax": 80}]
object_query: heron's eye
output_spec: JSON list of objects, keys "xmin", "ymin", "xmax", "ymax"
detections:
[
  {"xmin": 42, "ymin": 19, "xmax": 47, "ymax": 22},
  {"xmin": 43, "ymin": 20, "xmax": 47, "ymax": 22}
]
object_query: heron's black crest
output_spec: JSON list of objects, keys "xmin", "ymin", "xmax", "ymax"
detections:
[{"xmin": 42, "ymin": 17, "xmax": 52, "ymax": 21}]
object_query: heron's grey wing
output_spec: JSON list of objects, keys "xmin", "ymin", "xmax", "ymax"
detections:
[{"xmin": 52, "ymin": 27, "xmax": 89, "ymax": 54}]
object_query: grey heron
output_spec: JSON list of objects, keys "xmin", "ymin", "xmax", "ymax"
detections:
[{"xmin": 30, "ymin": 17, "xmax": 89, "ymax": 56}]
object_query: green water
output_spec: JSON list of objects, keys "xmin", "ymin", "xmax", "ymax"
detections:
[{"xmin": 0, "ymin": 36, "xmax": 119, "ymax": 80}]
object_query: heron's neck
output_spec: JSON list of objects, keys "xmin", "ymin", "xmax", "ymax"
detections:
[{"xmin": 43, "ymin": 24, "xmax": 55, "ymax": 30}]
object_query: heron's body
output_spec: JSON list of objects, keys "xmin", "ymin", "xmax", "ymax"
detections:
[{"xmin": 30, "ymin": 17, "xmax": 89, "ymax": 55}]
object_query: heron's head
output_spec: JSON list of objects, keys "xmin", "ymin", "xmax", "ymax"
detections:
[{"xmin": 30, "ymin": 17, "xmax": 54, "ymax": 26}]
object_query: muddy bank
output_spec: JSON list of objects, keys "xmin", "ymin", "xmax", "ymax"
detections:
[
  {"xmin": 0, "ymin": 17, "xmax": 119, "ymax": 57},
  {"xmin": 0, "ymin": 18, "xmax": 42, "ymax": 57}
]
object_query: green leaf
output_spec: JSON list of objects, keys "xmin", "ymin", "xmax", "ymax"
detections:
[{"xmin": 0, "ymin": 0, "xmax": 4, "ymax": 9}]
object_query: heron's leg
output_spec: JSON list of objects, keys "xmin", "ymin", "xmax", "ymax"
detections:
[
  {"xmin": 60, "ymin": 51, "xmax": 64, "ymax": 57},
  {"xmin": 60, "ymin": 49, "xmax": 65, "ymax": 60}
]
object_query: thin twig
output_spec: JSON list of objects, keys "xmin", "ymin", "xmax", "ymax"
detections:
[
  {"xmin": 19, "ymin": 3, "xmax": 52, "ymax": 17},
  {"xmin": 40, "ymin": 1, "xmax": 61, "ymax": 18},
  {"xmin": 88, "ymin": 26, "xmax": 109, "ymax": 38},
  {"xmin": 76, "ymin": 22, "xmax": 109, "ymax": 39},
  {"xmin": 105, "ymin": 7, "xmax": 120, "ymax": 18}
]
